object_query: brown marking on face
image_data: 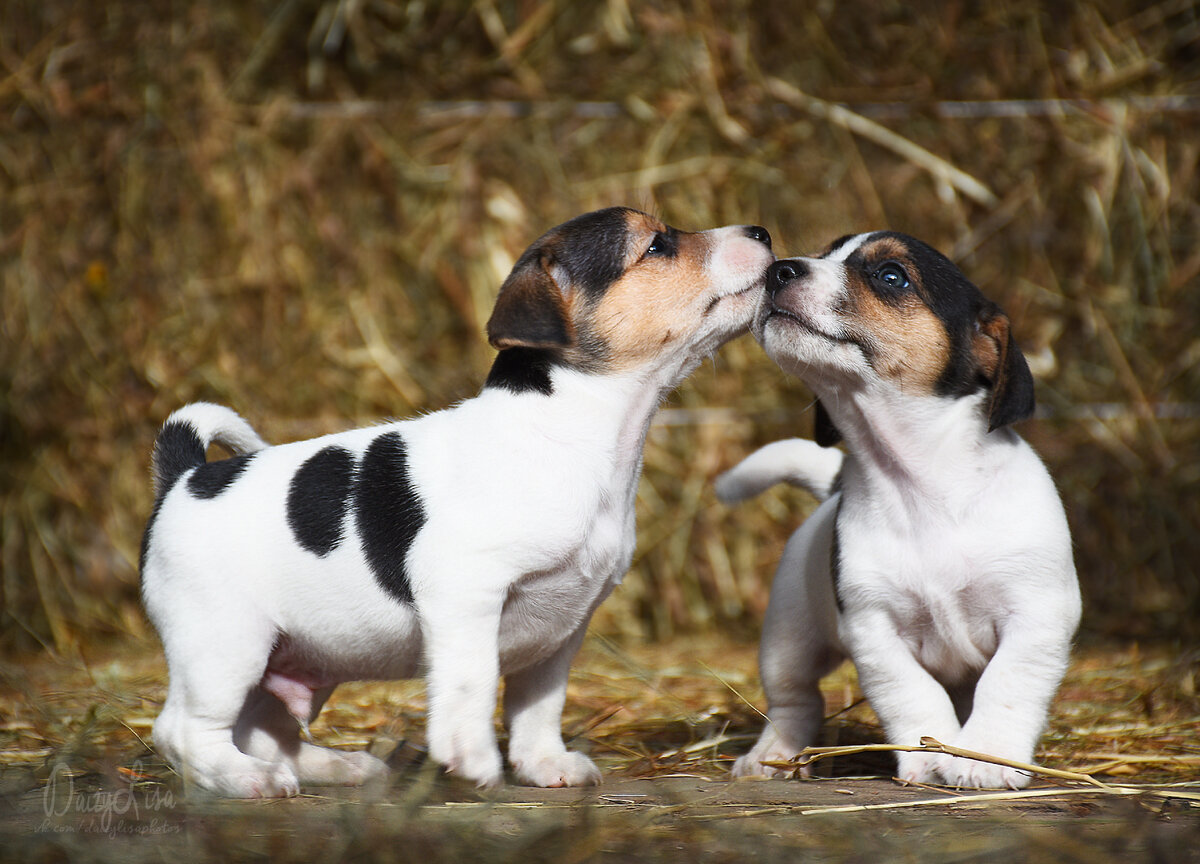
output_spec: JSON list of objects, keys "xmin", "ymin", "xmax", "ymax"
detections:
[
  {"xmin": 584, "ymin": 213, "xmax": 715, "ymax": 370},
  {"xmin": 840, "ymin": 237, "xmax": 950, "ymax": 393}
]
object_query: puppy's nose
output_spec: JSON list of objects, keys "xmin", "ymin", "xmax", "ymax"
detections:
[
  {"xmin": 767, "ymin": 259, "xmax": 809, "ymax": 296},
  {"xmin": 744, "ymin": 225, "xmax": 771, "ymax": 249}
]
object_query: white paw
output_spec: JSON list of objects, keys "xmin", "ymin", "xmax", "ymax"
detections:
[
  {"xmin": 432, "ymin": 741, "xmax": 504, "ymax": 789},
  {"xmin": 731, "ymin": 731, "xmax": 806, "ymax": 779},
  {"xmin": 513, "ymin": 751, "xmax": 601, "ymax": 788},
  {"xmin": 939, "ymin": 755, "xmax": 1032, "ymax": 790},
  {"xmin": 895, "ymin": 750, "xmax": 953, "ymax": 786},
  {"xmin": 333, "ymin": 750, "xmax": 390, "ymax": 785},
  {"xmin": 945, "ymin": 729, "xmax": 1036, "ymax": 789},
  {"xmin": 211, "ymin": 765, "xmax": 301, "ymax": 799}
]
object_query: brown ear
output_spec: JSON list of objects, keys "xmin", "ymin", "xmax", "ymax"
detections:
[
  {"xmin": 486, "ymin": 252, "xmax": 573, "ymax": 351},
  {"xmin": 814, "ymin": 398, "xmax": 842, "ymax": 447},
  {"xmin": 975, "ymin": 308, "xmax": 1035, "ymax": 431}
]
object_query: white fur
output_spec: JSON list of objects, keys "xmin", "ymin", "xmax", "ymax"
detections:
[
  {"xmin": 727, "ymin": 234, "xmax": 1081, "ymax": 789},
  {"xmin": 142, "ymin": 222, "xmax": 773, "ymax": 797},
  {"xmin": 714, "ymin": 437, "xmax": 844, "ymax": 503}
]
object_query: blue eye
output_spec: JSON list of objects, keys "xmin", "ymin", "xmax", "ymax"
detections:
[{"xmin": 874, "ymin": 262, "xmax": 909, "ymax": 290}]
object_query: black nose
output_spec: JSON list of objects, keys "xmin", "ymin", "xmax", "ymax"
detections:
[
  {"xmin": 767, "ymin": 259, "xmax": 808, "ymax": 296},
  {"xmin": 744, "ymin": 225, "xmax": 771, "ymax": 249}
]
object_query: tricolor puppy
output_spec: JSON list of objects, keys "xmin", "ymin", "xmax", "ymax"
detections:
[
  {"xmin": 141, "ymin": 207, "xmax": 773, "ymax": 797},
  {"xmin": 720, "ymin": 232, "xmax": 1080, "ymax": 789}
]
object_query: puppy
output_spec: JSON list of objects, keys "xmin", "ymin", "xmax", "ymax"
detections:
[
  {"xmin": 720, "ymin": 232, "xmax": 1080, "ymax": 789},
  {"xmin": 141, "ymin": 207, "xmax": 774, "ymax": 797}
]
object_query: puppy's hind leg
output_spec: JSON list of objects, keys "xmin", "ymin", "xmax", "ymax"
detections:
[
  {"xmin": 733, "ymin": 501, "xmax": 843, "ymax": 779},
  {"xmin": 151, "ymin": 612, "xmax": 300, "ymax": 798},
  {"xmin": 235, "ymin": 685, "xmax": 388, "ymax": 787}
]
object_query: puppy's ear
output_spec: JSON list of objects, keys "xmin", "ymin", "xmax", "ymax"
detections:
[
  {"xmin": 486, "ymin": 251, "xmax": 573, "ymax": 351},
  {"xmin": 974, "ymin": 307, "xmax": 1035, "ymax": 431},
  {"xmin": 814, "ymin": 398, "xmax": 842, "ymax": 447}
]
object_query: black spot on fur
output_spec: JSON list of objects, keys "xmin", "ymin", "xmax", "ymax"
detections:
[
  {"xmin": 356, "ymin": 432, "xmax": 426, "ymax": 604},
  {"xmin": 188, "ymin": 454, "xmax": 254, "ymax": 499},
  {"xmin": 288, "ymin": 446, "xmax": 356, "ymax": 557},
  {"xmin": 485, "ymin": 347, "xmax": 555, "ymax": 396},
  {"xmin": 152, "ymin": 421, "xmax": 205, "ymax": 497},
  {"xmin": 141, "ymin": 420, "xmax": 207, "ymax": 576}
]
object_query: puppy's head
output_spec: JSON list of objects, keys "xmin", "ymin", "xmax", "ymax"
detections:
[
  {"xmin": 486, "ymin": 208, "xmax": 773, "ymax": 391},
  {"xmin": 755, "ymin": 232, "xmax": 1034, "ymax": 436}
]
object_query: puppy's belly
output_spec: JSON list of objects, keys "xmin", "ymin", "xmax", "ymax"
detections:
[
  {"xmin": 496, "ymin": 573, "xmax": 618, "ymax": 674},
  {"xmin": 267, "ymin": 611, "xmax": 425, "ymax": 686},
  {"xmin": 261, "ymin": 573, "xmax": 612, "ymax": 689}
]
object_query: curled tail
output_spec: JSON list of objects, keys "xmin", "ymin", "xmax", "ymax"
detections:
[
  {"xmin": 715, "ymin": 438, "xmax": 844, "ymax": 504},
  {"xmin": 151, "ymin": 402, "xmax": 268, "ymax": 499}
]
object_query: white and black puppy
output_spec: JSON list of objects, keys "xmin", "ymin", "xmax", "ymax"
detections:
[
  {"xmin": 720, "ymin": 232, "xmax": 1080, "ymax": 789},
  {"xmin": 141, "ymin": 207, "xmax": 774, "ymax": 797}
]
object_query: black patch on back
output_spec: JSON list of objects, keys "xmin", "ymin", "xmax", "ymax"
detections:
[
  {"xmin": 543, "ymin": 206, "xmax": 632, "ymax": 299},
  {"xmin": 188, "ymin": 454, "xmax": 254, "ymax": 499},
  {"xmin": 485, "ymin": 347, "xmax": 555, "ymax": 396},
  {"xmin": 141, "ymin": 420, "xmax": 207, "ymax": 577},
  {"xmin": 288, "ymin": 446, "xmax": 356, "ymax": 557},
  {"xmin": 355, "ymin": 432, "xmax": 426, "ymax": 604}
]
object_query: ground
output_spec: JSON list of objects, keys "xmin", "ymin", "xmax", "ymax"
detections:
[{"xmin": 1, "ymin": 633, "xmax": 1197, "ymax": 862}]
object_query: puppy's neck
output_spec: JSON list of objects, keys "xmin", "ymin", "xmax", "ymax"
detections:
[
  {"xmin": 817, "ymin": 382, "xmax": 1008, "ymax": 513},
  {"xmin": 481, "ymin": 358, "xmax": 682, "ymax": 501}
]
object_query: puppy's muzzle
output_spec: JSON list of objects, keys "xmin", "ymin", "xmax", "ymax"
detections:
[{"xmin": 766, "ymin": 259, "xmax": 810, "ymax": 297}]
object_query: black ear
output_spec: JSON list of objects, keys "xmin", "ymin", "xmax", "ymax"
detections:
[
  {"xmin": 486, "ymin": 251, "xmax": 573, "ymax": 351},
  {"xmin": 814, "ymin": 398, "xmax": 842, "ymax": 447},
  {"xmin": 975, "ymin": 308, "xmax": 1035, "ymax": 431}
]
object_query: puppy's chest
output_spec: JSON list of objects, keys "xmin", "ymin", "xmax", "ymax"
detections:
[
  {"xmin": 498, "ymin": 500, "xmax": 633, "ymax": 670},
  {"xmin": 838, "ymin": 513, "xmax": 1003, "ymax": 673}
]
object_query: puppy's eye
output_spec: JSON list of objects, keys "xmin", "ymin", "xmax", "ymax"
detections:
[
  {"xmin": 645, "ymin": 232, "xmax": 676, "ymax": 258},
  {"xmin": 873, "ymin": 263, "xmax": 910, "ymax": 291}
]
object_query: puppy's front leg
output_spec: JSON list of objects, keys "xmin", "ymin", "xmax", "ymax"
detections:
[
  {"xmin": 422, "ymin": 593, "xmax": 506, "ymax": 788},
  {"xmin": 843, "ymin": 613, "xmax": 962, "ymax": 784},
  {"xmin": 945, "ymin": 618, "xmax": 1073, "ymax": 790},
  {"xmin": 503, "ymin": 622, "xmax": 601, "ymax": 787}
]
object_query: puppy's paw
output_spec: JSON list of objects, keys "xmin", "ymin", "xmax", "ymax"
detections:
[
  {"xmin": 946, "ymin": 727, "xmax": 1036, "ymax": 789},
  {"xmin": 211, "ymin": 764, "xmax": 301, "ymax": 799},
  {"xmin": 435, "ymin": 742, "xmax": 504, "ymax": 789},
  {"xmin": 731, "ymin": 730, "xmax": 807, "ymax": 779},
  {"xmin": 894, "ymin": 750, "xmax": 953, "ymax": 786},
  {"xmin": 513, "ymin": 751, "xmax": 601, "ymax": 788},
  {"xmin": 333, "ymin": 750, "xmax": 390, "ymax": 785},
  {"xmin": 940, "ymin": 757, "xmax": 1032, "ymax": 790}
]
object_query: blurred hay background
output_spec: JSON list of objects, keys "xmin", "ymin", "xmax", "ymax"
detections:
[{"xmin": 1, "ymin": 0, "xmax": 1197, "ymax": 655}]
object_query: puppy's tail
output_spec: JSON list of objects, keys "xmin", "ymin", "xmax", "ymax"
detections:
[
  {"xmin": 150, "ymin": 402, "xmax": 268, "ymax": 499},
  {"xmin": 715, "ymin": 438, "xmax": 844, "ymax": 504}
]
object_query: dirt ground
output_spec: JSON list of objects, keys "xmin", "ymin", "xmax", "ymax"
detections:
[{"xmin": 1, "ymin": 634, "xmax": 1197, "ymax": 862}]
